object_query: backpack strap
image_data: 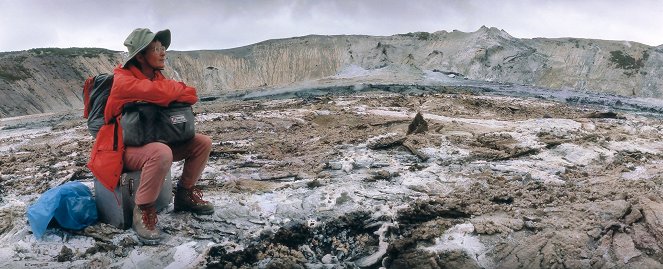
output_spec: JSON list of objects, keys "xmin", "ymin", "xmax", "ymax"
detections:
[{"xmin": 83, "ymin": 76, "xmax": 95, "ymax": 119}]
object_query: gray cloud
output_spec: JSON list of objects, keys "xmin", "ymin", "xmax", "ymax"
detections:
[{"xmin": 0, "ymin": 0, "xmax": 661, "ymax": 52}]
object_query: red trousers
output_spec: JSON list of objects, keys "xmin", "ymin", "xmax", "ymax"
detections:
[{"xmin": 123, "ymin": 134, "xmax": 212, "ymax": 205}]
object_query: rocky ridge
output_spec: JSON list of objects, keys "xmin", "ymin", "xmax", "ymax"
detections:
[{"xmin": 1, "ymin": 26, "xmax": 661, "ymax": 118}]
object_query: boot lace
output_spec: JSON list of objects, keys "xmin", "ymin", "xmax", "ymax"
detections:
[
  {"xmin": 141, "ymin": 206, "xmax": 158, "ymax": 230},
  {"xmin": 187, "ymin": 187, "xmax": 208, "ymax": 204}
]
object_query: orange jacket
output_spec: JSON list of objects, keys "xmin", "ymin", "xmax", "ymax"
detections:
[{"xmin": 87, "ymin": 65, "xmax": 198, "ymax": 191}]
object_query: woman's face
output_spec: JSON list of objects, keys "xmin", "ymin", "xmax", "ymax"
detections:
[{"xmin": 141, "ymin": 40, "xmax": 167, "ymax": 70}]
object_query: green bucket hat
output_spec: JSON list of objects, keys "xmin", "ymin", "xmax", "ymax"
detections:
[{"xmin": 122, "ymin": 28, "xmax": 171, "ymax": 67}]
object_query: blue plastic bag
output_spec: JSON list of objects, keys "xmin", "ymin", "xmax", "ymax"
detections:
[{"xmin": 27, "ymin": 181, "xmax": 98, "ymax": 239}]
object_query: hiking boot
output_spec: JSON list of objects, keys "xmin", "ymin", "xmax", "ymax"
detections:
[
  {"xmin": 133, "ymin": 204, "xmax": 161, "ymax": 245},
  {"xmin": 174, "ymin": 186, "xmax": 215, "ymax": 215}
]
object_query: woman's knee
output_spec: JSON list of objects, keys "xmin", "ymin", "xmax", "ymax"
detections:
[
  {"xmin": 195, "ymin": 134, "xmax": 212, "ymax": 152},
  {"xmin": 147, "ymin": 143, "xmax": 173, "ymax": 168}
]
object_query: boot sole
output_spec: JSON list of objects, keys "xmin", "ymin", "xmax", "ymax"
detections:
[
  {"xmin": 137, "ymin": 236, "xmax": 161, "ymax": 245},
  {"xmin": 174, "ymin": 206, "xmax": 215, "ymax": 215}
]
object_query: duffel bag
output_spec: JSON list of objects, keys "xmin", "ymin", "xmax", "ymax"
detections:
[{"xmin": 121, "ymin": 102, "xmax": 195, "ymax": 146}]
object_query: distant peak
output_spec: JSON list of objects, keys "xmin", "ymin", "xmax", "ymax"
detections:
[
  {"xmin": 474, "ymin": 25, "xmax": 514, "ymax": 40},
  {"xmin": 477, "ymin": 25, "xmax": 503, "ymax": 33}
]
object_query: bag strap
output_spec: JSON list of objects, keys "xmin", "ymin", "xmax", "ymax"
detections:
[
  {"xmin": 82, "ymin": 76, "xmax": 94, "ymax": 119},
  {"xmin": 113, "ymin": 120, "xmax": 119, "ymax": 151}
]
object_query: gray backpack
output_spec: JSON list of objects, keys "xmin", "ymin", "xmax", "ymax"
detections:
[{"xmin": 83, "ymin": 74, "xmax": 114, "ymax": 137}]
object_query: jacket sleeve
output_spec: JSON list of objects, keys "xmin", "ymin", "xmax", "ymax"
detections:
[
  {"xmin": 103, "ymin": 68, "xmax": 199, "ymax": 121},
  {"xmin": 112, "ymin": 73, "xmax": 198, "ymax": 106}
]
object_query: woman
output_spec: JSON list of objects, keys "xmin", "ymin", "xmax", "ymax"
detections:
[{"xmin": 88, "ymin": 28, "xmax": 213, "ymax": 244}]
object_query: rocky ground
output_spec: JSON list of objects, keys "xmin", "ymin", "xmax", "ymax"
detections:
[{"xmin": 2, "ymin": 83, "xmax": 663, "ymax": 268}]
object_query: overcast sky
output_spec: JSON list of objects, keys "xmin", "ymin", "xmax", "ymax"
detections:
[{"xmin": 1, "ymin": 0, "xmax": 662, "ymax": 52}]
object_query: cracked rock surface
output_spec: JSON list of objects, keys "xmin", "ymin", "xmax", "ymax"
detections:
[{"xmin": 2, "ymin": 86, "xmax": 663, "ymax": 268}]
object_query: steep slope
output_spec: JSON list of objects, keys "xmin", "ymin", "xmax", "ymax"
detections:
[
  {"xmin": 0, "ymin": 26, "xmax": 661, "ymax": 118},
  {"xmin": 0, "ymin": 48, "xmax": 121, "ymax": 117},
  {"xmin": 165, "ymin": 35, "xmax": 349, "ymax": 93}
]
